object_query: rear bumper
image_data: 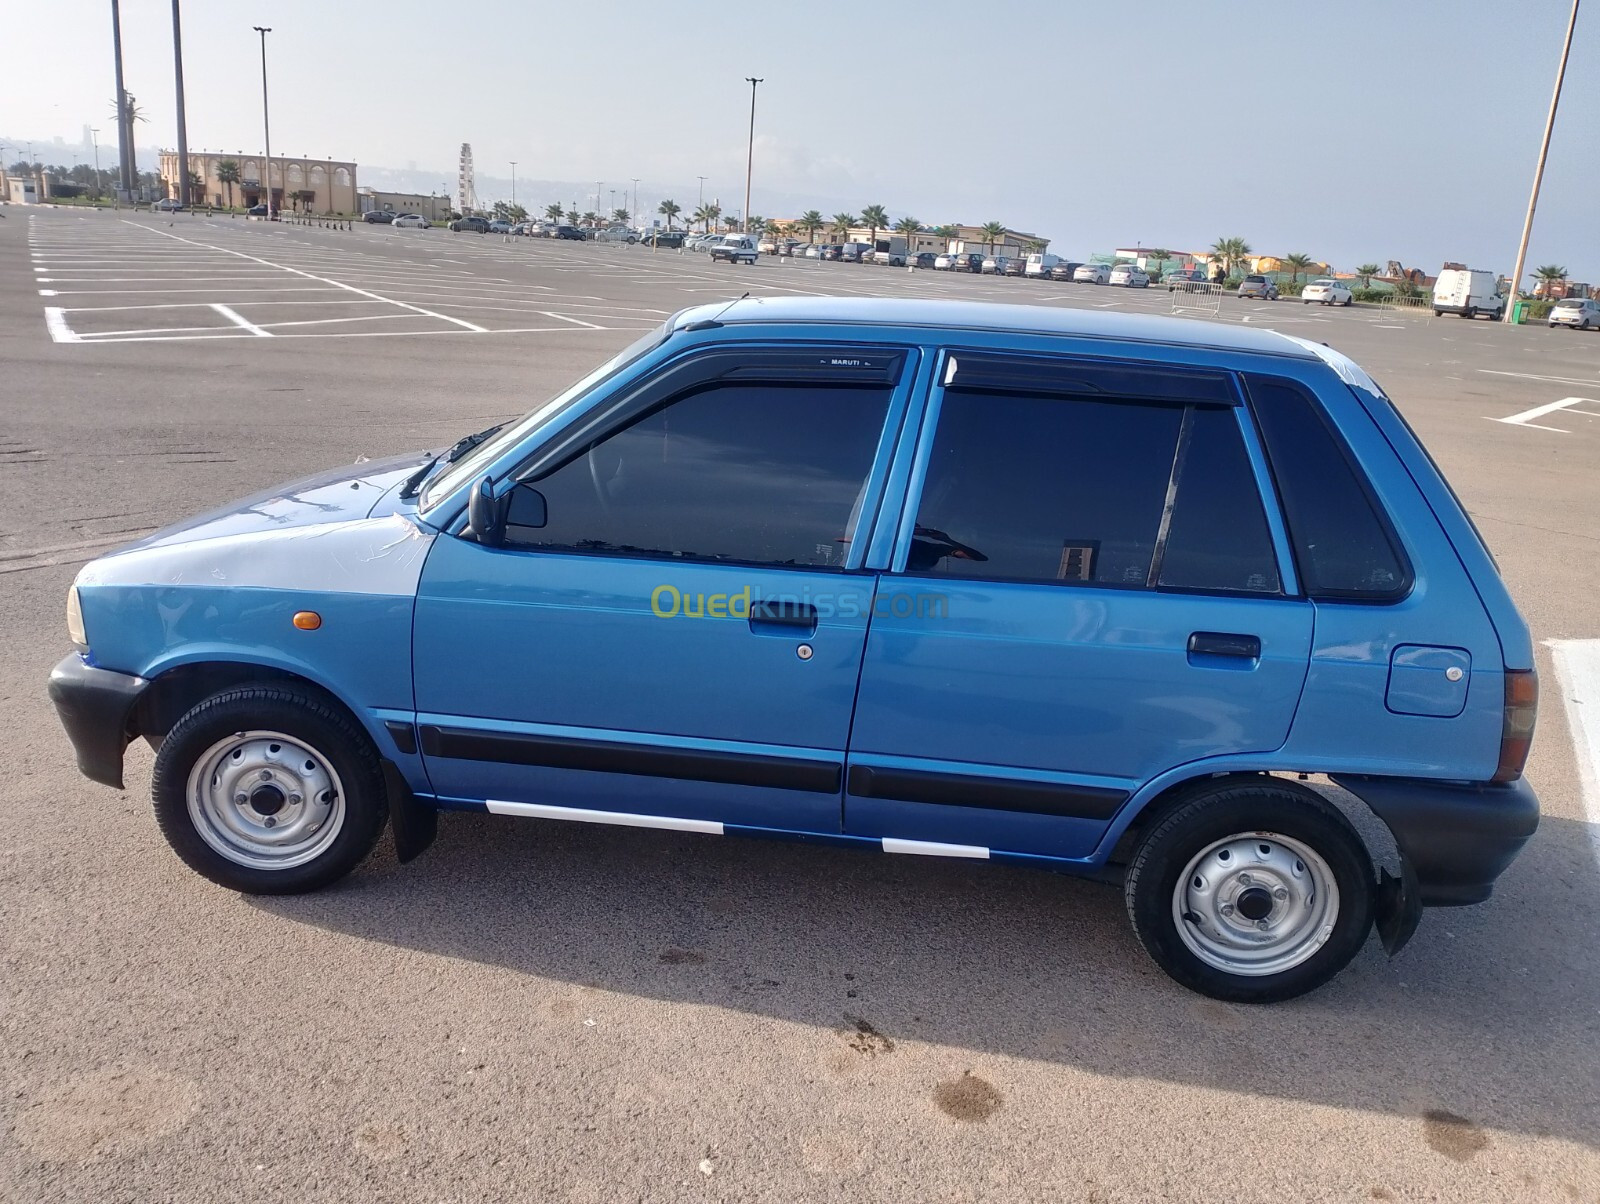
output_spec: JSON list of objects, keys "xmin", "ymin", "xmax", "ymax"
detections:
[
  {"xmin": 1330, "ymin": 774, "xmax": 1539, "ymax": 906},
  {"xmin": 47, "ymin": 654, "xmax": 148, "ymax": 789}
]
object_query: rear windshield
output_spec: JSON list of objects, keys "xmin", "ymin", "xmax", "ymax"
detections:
[{"xmin": 1555, "ymin": 298, "xmax": 1581, "ymax": 308}]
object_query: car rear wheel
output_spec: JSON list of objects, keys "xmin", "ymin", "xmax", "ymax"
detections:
[
  {"xmin": 151, "ymin": 685, "xmax": 388, "ymax": 895},
  {"xmin": 1124, "ymin": 781, "xmax": 1375, "ymax": 1002}
]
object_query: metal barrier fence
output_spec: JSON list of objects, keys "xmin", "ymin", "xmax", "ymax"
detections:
[
  {"xmin": 1365, "ymin": 292, "xmax": 1435, "ymax": 319},
  {"xmin": 1169, "ymin": 280, "xmax": 1223, "ymax": 318}
]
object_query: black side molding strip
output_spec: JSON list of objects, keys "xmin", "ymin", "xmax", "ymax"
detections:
[
  {"xmin": 847, "ymin": 764, "xmax": 1126, "ymax": 821},
  {"xmin": 419, "ymin": 725, "xmax": 842, "ymax": 795}
]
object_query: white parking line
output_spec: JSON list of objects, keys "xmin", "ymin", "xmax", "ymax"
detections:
[
  {"xmin": 1549, "ymin": 640, "xmax": 1600, "ymax": 870},
  {"xmin": 210, "ymin": 304, "xmax": 273, "ymax": 336},
  {"xmin": 1490, "ymin": 397, "xmax": 1600, "ymax": 433},
  {"xmin": 129, "ymin": 222, "xmax": 488, "ymax": 333},
  {"xmin": 43, "ymin": 308, "xmax": 80, "ymax": 343}
]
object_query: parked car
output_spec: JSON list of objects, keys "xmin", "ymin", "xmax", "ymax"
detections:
[
  {"xmin": 391, "ymin": 213, "xmax": 429, "ymax": 229},
  {"xmin": 449, "ymin": 216, "xmax": 491, "ymax": 233},
  {"xmin": 486, "ymin": 220, "xmax": 513, "ymax": 234},
  {"xmin": 908, "ymin": 252, "xmax": 938, "ymax": 270},
  {"xmin": 1548, "ymin": 297, "xmax": 1600, "ymax": 330},
  {"xmin": 1163, "ymin": 269, "xmax": 1206, "ymax": 289},
  {"xmin": 1237, "ymin": 275, "xmax": 1280, "ymax": 301},
  {"xmin": 644, "ymin": 230, "xmax": 686, "ymax": 249},
  {"xmin": 1048, "ymin": 261, "xmax": 1085, "ymax": 282},
  {"xmin": 841, "ymin": 242, "xmax": 874, "ymax": 263},
  {"xmin": 49, "ymin": 296, "xmax": 1539, "ymax": 1005},
  {"xmin": 1302, "ymin": 278, "xmax": 1354, "ymax": 306},
  {"xmin": 934, "ymin": 253, "xmax": 959, "ymax": 271},
  {"xmin": 870, "ymin": 250, "xmax": 908, "ymax": 267},
  {"xmin": 553, "ymin": 225, "xmax": 585, "ymax": 241},
  {"xmin": 818, "ymin": 245, "xmax": 843, "ymax": 261},
  {"xmin": 983, "ymin": 256, "xmax": 1010, "ymax": 275},
  {"xmin": 363, "ymin": 210, "xmax": 397, "ymax": 224},
  {"xmin": 1002, "ymin": 258, "xmax": 1027, "ymax": 277},
  {"xmin": 1025, "ymin": 253, "xmax": 1062, "ymax": 279},
  {"xmin": 709, "ymin": 234, "xmax": 761, "ymax": 265},
  {"xmin": 153, "ymin": 198, "xmax": 185, "ymax": 212},
  {"xmin": 1109, "ymin": 264, "xmax": 1150, "ymax": 288},
  {"xmin": 245, "ymin": 204, "xmax": 276, "ymax": 219},
  {"xmin": 1073, "ymin": 263, "xmax": 1111, "ymax": 285},
  {"xmin": 594, "ymin": 227, "xmax": 640, "ymax": 244}
]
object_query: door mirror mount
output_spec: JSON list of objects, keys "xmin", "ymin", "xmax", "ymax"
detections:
[{"xmin": 466, "ymin": 475, "xmax": 508, "ymax": 547}]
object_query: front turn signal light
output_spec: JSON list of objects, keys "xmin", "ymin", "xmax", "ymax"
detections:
[{"xmin": 66, "ymin": 586, "xmax": 87, "ymax": 649}]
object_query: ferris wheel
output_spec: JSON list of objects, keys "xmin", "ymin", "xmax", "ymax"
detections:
[{"xmin": 457, "ymin": 143, "xmax": 479, "ymax": 215}]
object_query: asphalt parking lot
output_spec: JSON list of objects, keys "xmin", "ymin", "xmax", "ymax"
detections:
[{"xmin": 3, "ymin": 207, "xmax": 1598, "ymax": 1203}]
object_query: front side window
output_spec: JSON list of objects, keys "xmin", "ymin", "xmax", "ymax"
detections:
[
  {"xmin": 513, "ymin": 383, "xmax": 893, "ymax": 568},
  {"xmin": 906, "ymin": 360, "xmax": 1281, "ymax": 593}
]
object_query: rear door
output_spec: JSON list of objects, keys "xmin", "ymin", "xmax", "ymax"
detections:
[{"xmin": 845, "ymin": 349, "xmax": 1314, "ymax": 860}]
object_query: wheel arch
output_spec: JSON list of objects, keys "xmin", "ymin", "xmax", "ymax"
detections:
[
  {"xmin": 133, "ymin": 657, "xmax": 379, "ymax": 754},
  {"xmin": 1098, "ymin": 766, "xmax": 1416, "ymax": 952}
]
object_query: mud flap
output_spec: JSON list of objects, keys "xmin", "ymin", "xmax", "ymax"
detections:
[
  {"xmin": 381, "ymin": 758, "xmax": 437, "ymax": 864},
  {"xmin": 1374, "ymin": 859, "xmax": 1422, "ymax": 955}
]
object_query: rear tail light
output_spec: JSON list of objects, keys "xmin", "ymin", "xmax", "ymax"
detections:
[{"xmin": 1492, "ymin": 669, "xmax": 1538, "ymax": 782}]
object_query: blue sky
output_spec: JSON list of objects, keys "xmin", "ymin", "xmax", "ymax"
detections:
[{"xmin": 5, "ymin": 0, "xmax": 1594, "ymax": 279}]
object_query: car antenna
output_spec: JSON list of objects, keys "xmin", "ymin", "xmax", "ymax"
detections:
[{"xmin": 682, "ymin": 293, "xmax": 750, "ymax": 331}]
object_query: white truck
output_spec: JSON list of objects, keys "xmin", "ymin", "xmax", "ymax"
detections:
[
  {"xmin": 709, "ymin": 233, "xmax": 761, "ymax": 265},
  {"xmin": 1024, "ymin": 252, "xmax": 1062, "ymax": 279},
  {"xmin": 1432, "ymin": 268, "xmax": 1504, "ymax": 320}
]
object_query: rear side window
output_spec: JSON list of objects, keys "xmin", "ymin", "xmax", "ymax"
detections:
[
  {"xmin": 1244, "ymin": 375, "xmax": 1411, "ymax": 600},
  {"xmin": 906, "ymin": 359, "xmax": 1281, "ymax": 593}
]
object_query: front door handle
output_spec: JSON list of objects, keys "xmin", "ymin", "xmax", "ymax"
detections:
[
  {"xmin": 1188, "ymin": 631, "xmax": 1261, "ymax": 659},
  {"xmin": 750, "ymin": 601, "xmax": 817, "ymax": 634}
]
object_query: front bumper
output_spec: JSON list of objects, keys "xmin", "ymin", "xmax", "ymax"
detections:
[
  {"xmin": 1331, "ymin": 774, "xmax": 1540, "ymax": 906},
  {"xmin": 47, "ymin": 654, "xmax": 149, "ymax": 789}
]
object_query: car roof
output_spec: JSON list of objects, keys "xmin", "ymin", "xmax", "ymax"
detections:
[{"xmin": 669, "ymin": 296, "xmax": 1317, "ymax": 359}]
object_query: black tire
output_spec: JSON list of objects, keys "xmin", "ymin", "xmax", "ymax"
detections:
[
  {"xmin": 1123, "ymin": 781, "xmax": 1375, "ymax": 1003},
  {"xmin": 151, "ymin": 685, "xmax": 388, "ymax": 895}
]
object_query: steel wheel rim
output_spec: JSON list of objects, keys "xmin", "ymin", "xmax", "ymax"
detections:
[
  {"xmin": 186, "ymin": 730, "xmax": 346, "ymax": 871},
  {"xmin": 1172, "ymin": 832, "xmax": 1340, "ymax": 977}
]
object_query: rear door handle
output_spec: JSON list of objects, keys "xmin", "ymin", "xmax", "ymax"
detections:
[
  {"xmin": 750, "ymin": 601, "xmax": 817, "ymax": 633},
  {"xmin": 1188, "ymin": 631, "xmax": 1261, "ymax": 659}
]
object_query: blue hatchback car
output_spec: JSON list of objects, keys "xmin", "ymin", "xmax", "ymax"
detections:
[{"xmin": 49, "ymin": 298, "xmax": 1539, "ymax": 1002}]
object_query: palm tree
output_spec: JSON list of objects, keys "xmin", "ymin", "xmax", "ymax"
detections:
[
  {"xmin": 657, "ymin": 199, "xmax": 681, "ymax": 230},
  {"xmin": 1533, "ymin": 264, "xmax": 1568, "ymax": 296},
  {"xmin": 1210, "ymin": 237, "xmax": 1253, "ymax": 278},
  {"xmin": 798, "ymin": 210, "xmax": 824, "ymax": 243},
  {"xmin": 216, "ymin": 158, "xmax": 240, "ymax": 209},
  {"xmin": 1283, "ymin": 252, "xmax": 1315, "ymax": 283},
  {"xmin": 611, "ymin": 207, "xmax": 630, "ymax": 224},
  {"xmin": 894, "ymin": 215, "xmax": 921, "ymax": 246},
  {"xmin": 545, "ymin": 202, "xmax": 564, "ymax": 222},
  {"xmin": 691, "ymin": 203, "xmax": 714, "ymax": 232},
  {"xmin": 980, "ymin": 221, "xmax": 1006, "ymax": 254},
  {"xmin": 830, "ymin": 212, "xmax": 857, "ymax": 240},
  {"xmin": 763, "ymin": 218, "xmax": 785, "ymax": 239},
  {"xmin": 860, "ymin": 204, "xmax": 889, "ymax": 247},
  {"xmin": 1356, "ymin": 263, "xmax": 1380, "ymax": 287},
  {"xmin": 745, "ymin": 213, "xmax": 764, "ymax": 235},
  {"xmin": 581, "ymin": 211, "xmax": 599, "ymax": 227}
]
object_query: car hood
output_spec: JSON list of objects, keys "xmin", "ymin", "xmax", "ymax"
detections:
[{"xmin": 107, "ymin": 449, "xmax": 436, "ymax": 557}]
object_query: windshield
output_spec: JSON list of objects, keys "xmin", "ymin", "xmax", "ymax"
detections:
[{"xmin": 420, "ymin": 321, "xmax": 671, "ymax": 512}]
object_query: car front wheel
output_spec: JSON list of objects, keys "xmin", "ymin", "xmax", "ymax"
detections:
[
  {"xmin": 1124, "ymin": 781, "xmax": 1375, "ymax": 1002},
  {"xmin": 151, "ymin": 685, "xmax": 389, "ymax": 894}
]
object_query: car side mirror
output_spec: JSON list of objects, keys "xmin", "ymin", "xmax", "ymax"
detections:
[{"xmin": 466, "ymin": 475, "xmax": 508, "ymax": 547}]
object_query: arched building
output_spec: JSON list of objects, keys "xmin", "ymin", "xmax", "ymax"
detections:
[{"xmin": 159, "ymin": 150, "xmax": 358, "ymax": 214}]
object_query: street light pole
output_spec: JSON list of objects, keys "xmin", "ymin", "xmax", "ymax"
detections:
[
  {"xmin": 510, "ymin": 161, "xmax": 516, "ymax": 208},
  {"xmin": 253, "ymin": 26, "xmax": 274, "ymax": 218},
  {"xmin": 631, "ymin": 177, "xmax": 640, "ymax": 223},
  {"xmin": 171, "ymin": 0, "xmax": 191, "ymax": 206},
  {"xmin": 1504, "ymin": 0, "xmax": 1581, "ymax": 322},
  {"xmin": 111, "ymin": 0, "xmax": 134, "ymax": 196},
  {"xmin": 89, "ymin": 128, "xmax": 102, "ymax": 199},
  {"xmin": 743, "ymin": 76, "xmax": 763, "ymax": 234}
]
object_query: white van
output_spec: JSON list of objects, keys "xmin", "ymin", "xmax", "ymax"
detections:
[
  {"xmin": 1025, "ymin": 253, "xmax": 1061, "ymax": 279},
  {"xmin": 1433, "ymin": 268, "xmax": 1504, "ymax": 320},
  {"xmin": 709, "ymin": 233, "xmax": 761, "ymax": 265}
]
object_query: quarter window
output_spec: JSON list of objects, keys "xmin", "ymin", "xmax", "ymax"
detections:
[
  {"xmin": 1244, "ymin": 375, "xmax": 1410, "ymax": 599},
  {"xmin": 908, "ymin": 367, "xmax": 1280, "ymax": 593},
  {"xmin": 510, "ymin": 383, "xmax": 892, "ymax": 568}
]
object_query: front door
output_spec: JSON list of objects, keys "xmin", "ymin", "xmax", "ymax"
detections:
[
  {"xmin": 414, "ymin": 345, "xmax": 912, "ymax": 833},
  {"xmin": 846, "ymin": 350, "xmax": 1314, "ymax": 860}
]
